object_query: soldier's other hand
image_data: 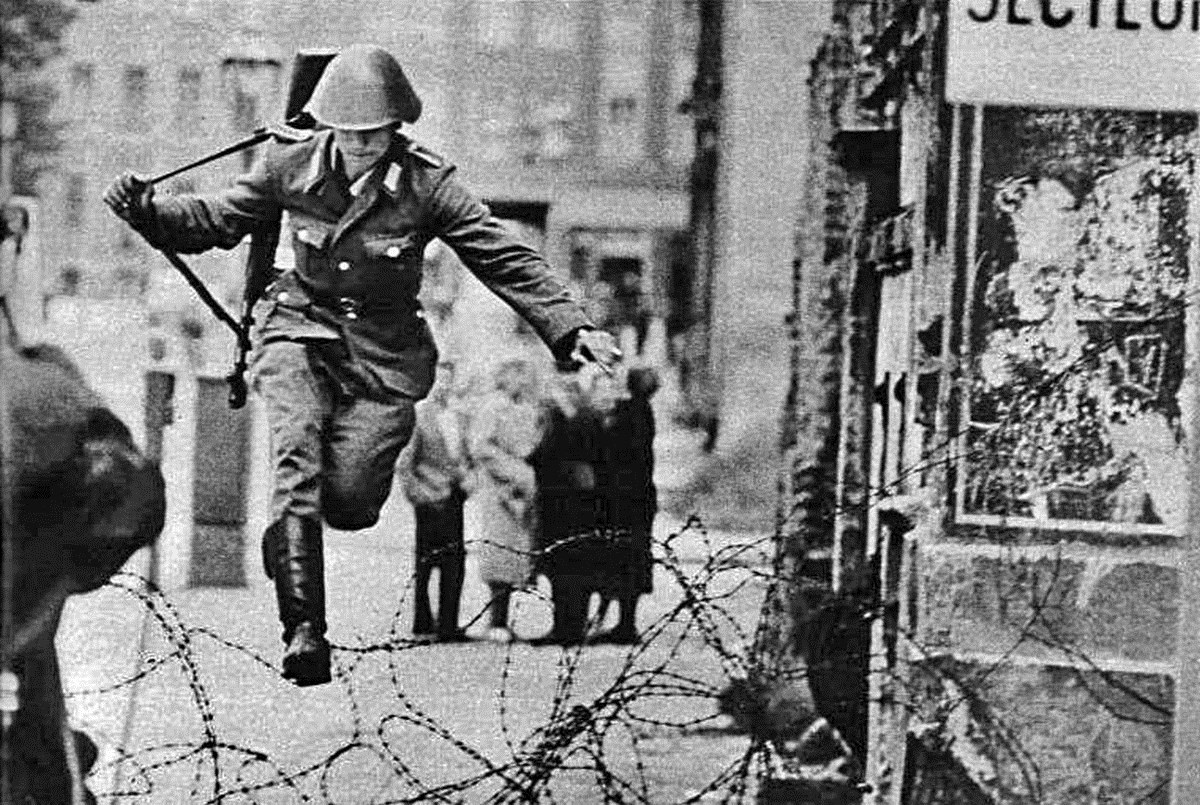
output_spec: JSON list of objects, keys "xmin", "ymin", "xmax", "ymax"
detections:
[
  {"xmin": 570, "ymin": 328, "xmax": 621, "ymax": 375},
  {"xmin": 103, "ymin": 174, "xmax": 155, "ymax": 227}
]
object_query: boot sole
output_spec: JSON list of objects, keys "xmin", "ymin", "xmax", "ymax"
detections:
[
  {"xmin": 283, "ymin": 658, "xmax": 332, "ymax": 687},
  {"xmin": 282, "ymin": 642, "xmax": 332, "ymax": 687}
]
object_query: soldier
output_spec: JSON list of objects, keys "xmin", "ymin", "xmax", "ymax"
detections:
[{"xmin": 103, "ymin": 44, "xmax": 619, "ymax": 686}]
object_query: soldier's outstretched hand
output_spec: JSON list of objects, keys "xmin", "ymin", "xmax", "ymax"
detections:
[
  {"xmin": 103, "ymin": 174, "xmax": 155, "ymax": 228},
  {"xmin": 570, "ymin": 327, "xmax": 622, "ymax": 375}
]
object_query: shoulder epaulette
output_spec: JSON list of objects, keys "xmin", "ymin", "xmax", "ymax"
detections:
[
  {"xmin": 406, "ymin": 141, "xmax": 446, "ymax": 169},
  {"xmin": 267, "ymin": 123, "xmax": 315, "ymax": 144}
]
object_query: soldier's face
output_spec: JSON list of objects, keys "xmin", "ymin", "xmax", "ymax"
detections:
[{"xmin": 333, "ymin": 126, "xmax": 393, "ymax": 180}]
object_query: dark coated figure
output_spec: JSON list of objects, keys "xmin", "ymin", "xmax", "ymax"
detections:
[
  {"xmin": 104, "ymin": 44, "xmax": 619, "ymax": 685},
  {"xmin": 592, "ymin": 366, "xmax": 659, "ymax": 644},
  {"xmin": 532, "ymin": 369, "xmax": 609, "ymax": 646},
  {"xmin": 3, "ymin": 342, "xmax": 165, "ymax": 804}
]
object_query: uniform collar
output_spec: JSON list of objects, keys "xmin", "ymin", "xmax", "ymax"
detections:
[
  {"xmin": 375, "ymin": 134, "xmax": 407, "ymax": 198},
  {"xmin": 298, "ymin": 131, "xmax": 334, "ymax": 195},
  {"xmin": 301, "ymin": 130, "xmax": 405, "ymax": 199}
]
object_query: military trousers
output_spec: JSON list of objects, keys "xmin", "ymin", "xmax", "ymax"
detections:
[{"xmin": 253, "ymin": 339, "xmax": 416, "ymax": 534}]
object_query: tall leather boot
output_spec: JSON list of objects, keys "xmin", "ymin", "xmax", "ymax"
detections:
[{"xmin": 265, "ymin": 516, "xmax": 332, "ymax": 686}]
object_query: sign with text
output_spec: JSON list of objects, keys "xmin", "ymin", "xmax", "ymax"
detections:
[{"xmin": 946, "ymin": 0, "xmax": 1200, "ymax": 110}]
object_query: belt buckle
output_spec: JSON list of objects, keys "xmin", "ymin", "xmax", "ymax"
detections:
[{"xmin": 337, "ymin": 296, "xmax": 360, "ymax": 320}]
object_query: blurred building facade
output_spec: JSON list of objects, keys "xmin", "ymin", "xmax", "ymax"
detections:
[
  {"xmin": 38, "ymin": 0, "xmax": 698, "ymax": 383},
  {"xmin": 30, "ymin": 0, "xmax": 710, "ymax": 589},
  {"xmin": 34, "ymin": 0, "xmax": 828, "ymax": 531}
]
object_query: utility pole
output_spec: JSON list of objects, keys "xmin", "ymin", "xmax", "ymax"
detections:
[
  {"xmin": 686, "ymin": 0, "xmax": 721, "ymax": 445},
  {"xmin": 0, "ymin": 72, "xmax": 19, "ymax": 805}
]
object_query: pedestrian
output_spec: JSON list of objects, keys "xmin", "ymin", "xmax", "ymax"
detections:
[
  {"xmin": 397, "ymin": 361, "xmax": 470, "ymax": 642},
  {"xmin": 531, "ymin": 369, "xmax": 605, "ymax": 646},
  {"xmin": 467, "ymin": 359, "xmax": 546, "ymax": 642},
  {"xmin": 103, "ymin": 44, "xmax": 619, "ymax": 685},
  {"xmin": 593, "ymin": 366, "xmax": 659, "ymax": 644}
]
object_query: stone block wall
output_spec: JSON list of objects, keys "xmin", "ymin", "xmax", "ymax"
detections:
[
  {"xmin": 906, "ymin": 658, "xmax": 1172, "ymax": 804},
  {"xmin": 907, "ymin": 536, "xmax": 1178, "ymax": 802}
]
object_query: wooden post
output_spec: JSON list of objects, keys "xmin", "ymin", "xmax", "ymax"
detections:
[
  {"xmin": 0, "ymin": 90, "xmax": 17, "ymax": 805},
  {"xmin": 953, "ymin": 106, "xmax": 984, "ymax": 517},
  {"xmin": 685, "ymin": 0, "xmax": 722, "ymax": 431}
]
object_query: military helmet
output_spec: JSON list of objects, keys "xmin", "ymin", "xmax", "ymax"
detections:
[{"xmin": 305, "ymin": 44, "xmax": 422, "ymax": 129}]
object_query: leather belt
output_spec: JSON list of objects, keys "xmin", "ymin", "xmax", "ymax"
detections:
[{"xmin": 298, "ymin": 280, "xmax": 418, "ymax": 321}]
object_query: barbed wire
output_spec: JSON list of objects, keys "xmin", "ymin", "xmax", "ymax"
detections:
[{"xmin": 62, "ymin": 519, "xmax": 810, "ymax": 804}]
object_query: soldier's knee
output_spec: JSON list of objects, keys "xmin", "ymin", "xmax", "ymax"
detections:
[
  {"xmin": 323, "ymin": 493, "xmax": 382, "ymax": 531},
  {"xmin": 323, "ymin": 509, "xmax": 380, "ymax": 531},
  {"xmin": 322, "ymin": 468, "xmax": 400, "ymax": 531}
]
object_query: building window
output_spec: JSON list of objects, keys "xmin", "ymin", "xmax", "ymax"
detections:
[
  {"xmin": 57, "ymin": 264, "xmax": 82, "ymax": 296},
  {"xmin": 669, "ymin": 0, "xmax": 699, "ymax": 167},
  {"xmin": 599, "ymin": 60, "xmax": 646, "ymax": 162},
  {"xmin": 532, "ymin": 99, "xmax": 575, "ymax": 161},
  {"xmin": 175, "ymin": 67, "xmax": 202, "ymax": 129},
  {"xmin": 668, "ymin": 51, "xmax": 696, "ymax": 166},
  {"xmin": 478, "ymin": 0, "xmax": 521, "ymax": 48},
  {"xmin": 608, "ymin": 96, "xmax": 638, "ymax": 125},
  {"xmin": 68, "ymin": 63, "xmax": 95, "ymax": 121},
  {"xmin": 64, "ymin": 173, "xmax": 86, "ymax": 230},
  {"xmin": 122, "ymin": 65, "xmax": 150, "ymax": 134},
  {"xmin": 534, "ymin": 0, "xmax": 575, "ymax": 49},
  {"xmin": 476, "ymin": 86, "xmax": 519, "ymax": 163},
  {"xmin": 604, "ymin": 0, "xmax": 649, "ymax": 48}
]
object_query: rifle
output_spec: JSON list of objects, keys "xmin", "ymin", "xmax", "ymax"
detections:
[{"xmin": 134, "ymin": 50, "xmax": 337, "ymax": 409}]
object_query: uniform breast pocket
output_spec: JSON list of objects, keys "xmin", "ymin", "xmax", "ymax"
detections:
[
  {"xmin": 363, "ymin": 234, "xmax": 423, "ymax": 264},
  {"xmin": 292, "ymin": 224, "xmax": 333, "ymax": 270},
  {"xmin": 294, "ymin": 225, "xmax": 332, "ymax": 250}
]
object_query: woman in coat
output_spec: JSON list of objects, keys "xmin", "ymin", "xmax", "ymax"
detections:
[
  {"xmin": 397, "ymin": 362, "xmax": 470, "ymax": 641},
  {"xmin": 467, "ymin": 358, "xmax": 546, "ymax": 641}
]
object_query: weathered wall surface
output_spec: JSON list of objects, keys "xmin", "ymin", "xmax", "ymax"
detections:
[
  {"xmin": 782, "ymin": 2, "xmax": 1191, "ymax": 801},
  {"xmin": 694, "ymin": 0, "xmax": 828, "ymax": 529}
]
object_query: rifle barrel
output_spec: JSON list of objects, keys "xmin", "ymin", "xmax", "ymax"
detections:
[{"xmin": 148, "ymin": 128, "xmax": 271, "ymax": 186}]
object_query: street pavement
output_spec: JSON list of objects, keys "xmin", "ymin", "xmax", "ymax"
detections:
[{"xmin": 57, "ymin": 428, "xmax": 776, "ymax": 803}]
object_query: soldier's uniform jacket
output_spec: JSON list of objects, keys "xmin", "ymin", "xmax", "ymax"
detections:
[{"xmin": 144, "ymin": 129, "xmax": 592, "ymax": 400}]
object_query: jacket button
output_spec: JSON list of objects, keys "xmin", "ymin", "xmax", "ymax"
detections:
[
  {"xmin": 386, "ymin": 246, "xmax": 401, "ymax": 258},
  {"xmin": 337, "ymin": 261, "xmax": 351, "ymax": 271}
]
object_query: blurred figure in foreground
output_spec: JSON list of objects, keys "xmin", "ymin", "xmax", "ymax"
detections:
[
  {"xmin": 398, "ymin": 362, "xmax": 471, "ymax": 642},
  {"xmin": 467, "ymin": 359, "xmax": 545, "ymax": 642},
  {"xmin": 3, "ymin": 342, "xmax": 165, "ymax": 804}
]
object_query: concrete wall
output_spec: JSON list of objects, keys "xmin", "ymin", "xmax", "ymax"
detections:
[{"xmin": 702, "ymin": 0, "xmax": 828, "ymax": 527}]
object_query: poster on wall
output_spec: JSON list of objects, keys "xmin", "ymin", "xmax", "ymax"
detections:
[{"xmin": 960, "ymin": 106, "xmax": 1196, "ymax": 530}]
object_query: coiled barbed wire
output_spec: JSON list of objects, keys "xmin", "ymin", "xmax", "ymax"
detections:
[{"xmin": 62, "ymin": 519, "xmax": 802, "ymax": 804}]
